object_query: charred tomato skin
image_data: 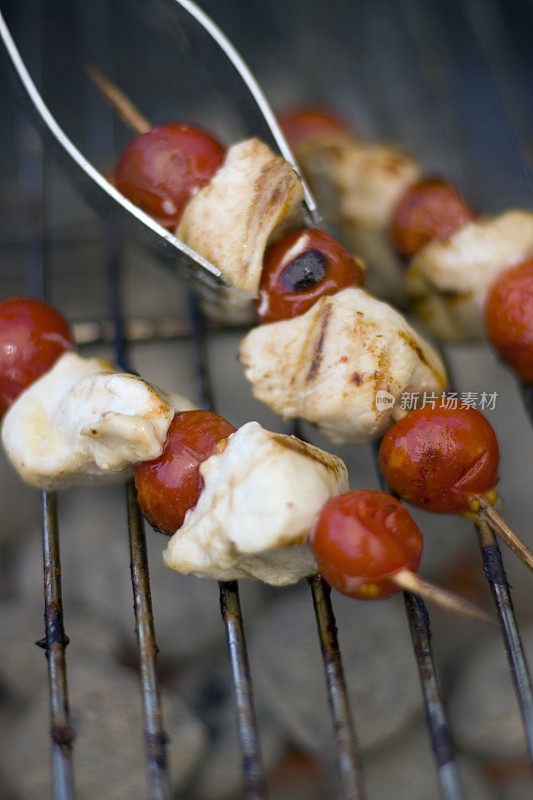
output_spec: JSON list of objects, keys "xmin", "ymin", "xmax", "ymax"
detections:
[
  {"xmin": 310, "ymin": 489, "xmax": 423, "ymax": 600},
  {"xmin": 379, "ymin": 401, "xmax": 499, "ymax": 513},
  {"xmin": 278, "ymin": 106, "xmax": 349, "ymax": 149},
  {"xmin": 390, "ymin": 178, "xmax": 476, "ymax": 259},
  {"xmin": 111, "ymin": 123, "xmax": 225, "ymax": 228},
  {"xmin": 256, "ymin": 228, "xmax": 364, "ymax": 323},
  {"xmin": 0, "ymin": 297, "xmax": 75, "ymax": 417},
  {"xmin": 486, "ymin": 258, "xmax": 533, "ymax": 383},
  {"xmin": 134, "ymin": 410, "xmax": 236, "ymax": 536}
]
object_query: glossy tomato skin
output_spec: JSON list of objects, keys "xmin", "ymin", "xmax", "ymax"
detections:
[
  {"xmin": 0, "ymin": 298, "xmax": 75, "ymax": 417},
  {"xmin": 278, "ymin": 107, "xmax": 349, "ymax": 149},
  {"xmin": 310, "ymin": 489, "xmax": 422, "ymax": 600},
  {"xmin": 379, "ymin": 402, "xmax": 499, "ymax": 513},
  {"xmin": 256, "ymin": 228, "xmax": 364, "ymax": 323},
  {"xmin": 111, "ymin": 124, "xmax": 225, "ymax": 228},
  {"xmin": 390, "ymin": 178, "xmax": 476, "ymax": 259},
  {"xmin": 134, "ymin": 410, "xmax": 236, "ymax": 536},
  {"xmin": 486, "ymin": 259, "xmax": 533, "ymax": 383}
]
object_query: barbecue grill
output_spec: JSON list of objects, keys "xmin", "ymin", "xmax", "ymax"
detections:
[{"xmin": 1, "ymin": 1, "xmax": 533, "ymax": 798}]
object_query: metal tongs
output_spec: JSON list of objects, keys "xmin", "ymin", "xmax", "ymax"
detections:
[{"xmin": 0, "ymin": 0, "xmax": 319, "ymax": 307}]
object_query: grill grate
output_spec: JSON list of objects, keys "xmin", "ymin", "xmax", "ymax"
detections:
[{"xmin": 2, "ymin": 1, "xmax": 533, "ymax": 798}]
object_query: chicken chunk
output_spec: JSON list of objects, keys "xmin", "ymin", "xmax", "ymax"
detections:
[
  {"xmin": 294, "ymin": 133, "xmax": 421, "ymax": 302},
  {"xmin": 163, "ymin": 421, "xmax": 348, "ymax": 585},
  {"xmin": 177, "ymin": 137, "xmax": 305, "ymax": 322},
  {"xmin": 239, "ymin": 288, "xmax": 446, "ymax": 444},
  {"xmin": 2, "ymin": 352, "xmax": 195, "ymax": 489},
  {"xmin": 406, "ymin": 210, "xmax": 533, "ymax": 340}
]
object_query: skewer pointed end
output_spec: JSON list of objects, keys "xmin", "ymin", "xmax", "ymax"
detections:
[{"xmin": 393, "ymin": 569, "xmax": 495, "ymax": 625}]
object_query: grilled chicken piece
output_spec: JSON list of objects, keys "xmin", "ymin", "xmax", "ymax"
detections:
[
  {"xmin": 294, "ymin": 132, "xmax": 421, "ymax": 302},
  {"xmin": 239, "ymin": 287, "xmax": 446, "ymax": 445},
  {"xmin": 2, "ymin": 352, "xmax": 195, "ymax": 489},
  {"xmin": 406, "ymin": 210, "xmax": 533, "ymax": 341},
  {"xmin": 163, "ymin": 421, "xmax": 348, "ymax": 585},
  {"xmin": 177, "ymin": 137, "xmax": 305, "ymax": 322}
]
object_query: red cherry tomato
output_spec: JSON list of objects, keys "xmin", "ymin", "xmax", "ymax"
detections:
[
  {"xmin": 256, "ymin": 228, "xmax": 364, "ymax": 323},
  {"xmin": 134, "ymin": 410, "xmax": 236, "ymax": 535},
  {"xmin": 379, "ymin": 401, "xmax": 499, "ymax": 514},
  {"xmin": 486, "ymin": 258, "xmax": 533, "ymax": 383},
  {"xmin": 390, "ymin": 178, "xmax": 476, "ymax": 259},
  {"xmin": 310, "ymin": 489, "xmax": 422, "ymax": 600},
  {"xmin": 278, "ymin": 106, "xmax": 350, "ymax": 149},
  {"xmin": 111, "ymin": 123, "xmax": 225, "ymax": 228},
  {"xmin": 0, "ymin": 298, "xmax": 75, "ymax": 417}
]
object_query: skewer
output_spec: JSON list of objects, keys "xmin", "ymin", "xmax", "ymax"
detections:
[
  {"xmin": 86, "ymin": 66, "xmax": 151, "ymax": 135},
  {"xmin": 91, "ymin": 64, "xmax": 366, "ymax": 795},
  {"xmin": 89, "ymin": 62, "xmax": 477, "ymax": 797},
  {"xmin": 392, "ymin": 569, "xmax": 493, "ymax": 624},
  {"xmin": 89, "ymin": 68, "xmax": 489, "ymax": 625},
  {"xmin": 90, "ymin": 68, "xmax": 311, "ymax": 799}
]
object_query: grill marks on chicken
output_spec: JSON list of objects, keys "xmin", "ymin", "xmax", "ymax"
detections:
[
  {"xmin": 239, "ymin": 288, "xmax": 446, "ymax": 444},
  {"xmin": 177, "ymin": 138, "xmax": 305, "ymax": 321}
]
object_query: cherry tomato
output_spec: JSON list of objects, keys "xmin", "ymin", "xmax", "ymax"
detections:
[
  {"xmin": 486, "ymin": 258, "xmax": 533, "ymax": 383},
  {"xmin": 278, "ymin": 106, "xmax": 349, "ymax": 149},
  {"xmin": 111, "ymin": 123, "xmax": 225, "ymax": 228},
  {"xmin": 0, "ymin": 298, "xmax": 75, "ymax": 417},
  {"xmin": 134, "ymin": 410, "xmax": 236, "ymax": 535},
  {"xmin": 389, "ymin": 178, "xmax": 476, "ymax": 259},
  {"xmin": 310, "ymin": 489, "xmax": 422, "ymax": 600},
  {"xmin": 379, "ymin": 401, "xmax": 499, "ymax": 513},
  {"xmin": 256, "ymin": 228, "xmax": 364, "ymax": 323}
]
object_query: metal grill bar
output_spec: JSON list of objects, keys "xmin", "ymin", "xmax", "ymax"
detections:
[
  {"xmin": 106, "ymin": 232, "xmax": 171, "ymax": 799},
  {"xmin": 308, "ymin": 575, "xmax": 365, "ymax": 800},
  {"xmin": 282, "ymin": 417, "xmax": 365, "ymax": 798},
  {"xmin": 38, "ymin": 491, "xmax": 76, "ymax": 800},
  {"xmin": 188, "ymin": 293, "xmax": 265, "ymax": 799},
  {"xmin": 125, "ymin": 480, "xmax": 171, "ymax": 800},
  {"xmin": 16, "ymin": 48, "xmax": 77, "ymax": 792},
  {"xmin": 370, "ymin": 443, "xmax": 463, "ymax": 800},
  {"xmin": 402, "ymin": 593, "xmax": 462, "ymax": 798},
  {"xmin": 219, "ymin": 580, "xmax": 266, "ymax": 799},
  {"xmin": 477, "ymin": 521, "xmax": 533, "ymax": 762}
]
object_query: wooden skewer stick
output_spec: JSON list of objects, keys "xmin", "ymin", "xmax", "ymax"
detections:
[
  {"xmin": 393, "ymin": 569, "xmax": 494, "ymax": 624},
  {"xmin": 472, "ymin": 494, "xmax": 533, "ymax": 573},
  {"xmin": 86, "ymin": 65, "xmax": 151, "ymax": 135}
]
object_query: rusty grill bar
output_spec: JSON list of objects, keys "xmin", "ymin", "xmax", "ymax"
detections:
[
  {"xmin": 3, "ymin": 0, "xmax": 533, "ymax": 798},
  {"xmin": 39, "ymin": 490, "xmax": 75, "ymax": 800},
  {"xmin": 106, "ymin": 233, "xmax": 171, "ymax": 798},
  {"xmin": 370, "ymin": 441, "xmax": 462, "ymax": 798}
]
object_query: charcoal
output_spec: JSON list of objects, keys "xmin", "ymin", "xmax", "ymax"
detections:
[
  {"xmin": 247, "ymin": 584, "xmax": 422, "ymax": 754},
  {"xmin": 0, "ymin": 601, "xmax": 120, "ymax": 705},
  {"xmin": 449, "ymin": 625, "xmax": 533, "ymax": 757},
  {"xmin": 364, "ymin": 720, "xmax": 495, "ymax": 800},
  {"xmin": 13, "ymin": 482, "xmax": 267, "ymax": 664},
  {"xmin": 0, "ymin": 645, "xmax": 206, "ymax": 799},
  {"xmin": 177, "ymin": 655, "xmax": 286, "ymax": 799}
]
